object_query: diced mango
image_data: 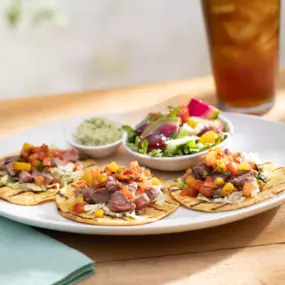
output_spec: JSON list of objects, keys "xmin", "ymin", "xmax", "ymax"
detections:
[
  {"xmin": 107, "ymin": 161, "xmax": 120, "ymax": 172},
  {"xmin": 12, "ymin": 161, "xmax": 32, "ymax": 171},
  {"xmin": 199, "ymin": 131, "xmax": 219, "ymax": 145},
  {"xmin": 185, "ymin": 175, "xmax": 195, "ymax": 187},
  {"xmin": 217, "ymin": 160, "xmax": 226, "ymax": 172},
  {"xmin": 151, "ymin": 177, "xmax": 161, "ymax": 186},
  {"xmin": 22, "ymin": 142, "xmax": 34, "ymax": 152},
  {"xmin": 239, "ymin": 161, "xmax": 251, "ymax": 171},
  {"xmin": 214, "ymin": 177, "xmax": 224, "ymax": 186},
  {"xmin": 94, "ymin": 208, "xmax": 104, "ymax": 218},
  {"xmin": 82, "ymin": 170, "xmax": 93, "ymax": 186},
  {"xmin": 220, "ymin": 183, "xmax": 235, "ymax": 197}
]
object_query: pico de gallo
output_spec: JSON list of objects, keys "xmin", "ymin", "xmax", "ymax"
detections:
[
  {"xmin": 123, "ymin": 98, "xmax": 231, "ymax": 157},
  {"xmin": 70, "ymin": 161, "xmax": 165, "ymax": 219},
  {"xmin": 177, "ymin": 148, "xmax": 269, "ymax": 204},
  {"xmin": 0, "ymin": 143, "xmax": 82, "ymax": 191}
]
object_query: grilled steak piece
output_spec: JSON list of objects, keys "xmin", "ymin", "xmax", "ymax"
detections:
[
  {"xmin": 108, "ymin": 192, "xmax": 135, "ymax": 212},
  {"xmin": 133, "ymin": 193, "xmax": 150, "ymax": 210},
  {"xmin": 82, "ymin": 187, "xmax": 96, "ymax": 204},
  {"xmin": 228, "ymin": 170, "xmax": 258, "ymax": 189},
  {"xmin": 42, "ymin": 172, "xmax": 54, "ymax": 185},
  {"xmin": 5, "ymin": 162, "xmax": 16, "ymax": 176},
  {"xmin": 145, "ymin": 187, "xmax": 162, "ymax": 201},
  {"xmin": 4, "ymin": 155, "xmax": 20, "ymax": 164},
  {"xmin": 19, "ymin": 171, "xmax": 33, "ymax": 183},
  {"xmin": 192, "ymin": 163, "xmax": 211, "ymax": 180},
  {"xmin": 91, "ymin": 188, "xmax": 110, "ymax": 204},
  {"xmin": 106, "ymin": 176, "xmax": 120, "ymax": 192},
  {"xmin": 62, "ymin": 148, "xmax": 78, "ymax": 163}
]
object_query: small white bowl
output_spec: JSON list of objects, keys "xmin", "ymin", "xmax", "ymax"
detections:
[
  {"xmin": 122, "ymin": 114, "xmax": 234, "ymax": 171},
  {"xmin": 65, "ymin": 123, "xmax": 123, "ymax": 158}
]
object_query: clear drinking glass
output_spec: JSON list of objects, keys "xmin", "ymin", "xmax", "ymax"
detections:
[{"xmin": 201, "ymin": 0, "xmax": 281, "ymax": 114}]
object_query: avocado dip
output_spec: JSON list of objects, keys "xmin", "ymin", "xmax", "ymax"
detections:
[{"xmin": 73, "ymin": 117, "xmax": 123, "ymax": 146}]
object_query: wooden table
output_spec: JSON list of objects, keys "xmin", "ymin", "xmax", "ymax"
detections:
[{"xmin": 2, "ymin": 70, "xmax": 285, "ymax": 285}]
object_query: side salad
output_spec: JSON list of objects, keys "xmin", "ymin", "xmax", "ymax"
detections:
[{"xmin": 123, "ymin": 98, "xmax": 231, "ymax": 157}]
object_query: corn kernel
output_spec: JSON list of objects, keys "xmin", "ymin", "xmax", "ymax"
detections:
[
  {"xmin": 107, "ymin": 161, "xmax": 120, "ymax": 172},
  {"xmin": 95, "ymin": 208, "xmax": 104, "ymax": 218},
  {"xmin": 151, "ymin": 177, "xmax": 161, "ymax": 186},
  {"xmin": 214, "ymin": 177, "xmax": 224, "ymax": 186},
  {"xmin": 239, "ymin": 161, "xmax": 251, "ymax": 171},
  {"xmin": 199, "ymin": 131, "xmax": 219, "ymax": 145},
  {"xmin": 186, "ymin": 175, "xmax": 195, "ymax": 187},
  {"xmin": 220, "ymin": 183, "xmax": 235, "ymax": 197}
]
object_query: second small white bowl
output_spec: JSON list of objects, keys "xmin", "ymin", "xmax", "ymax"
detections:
[
  {"xmin": 122, "ymin": 114, "xmax": 234, "ymax": 171},
  {"xmin": 65, "ymin": 123, "xmax": 122, "ymax": 158}
]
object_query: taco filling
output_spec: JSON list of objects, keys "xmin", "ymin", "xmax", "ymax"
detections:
[
  {"xmin": 56, "ymin": 161, "xmax": 179, "ymax": 225},
  {"xmin": 175, "ymin": 148, "xmax": 269, "ymax": 205},
  {"xmin": 0, "ymin": 143, "xmax": 83, "ymax": 192}
]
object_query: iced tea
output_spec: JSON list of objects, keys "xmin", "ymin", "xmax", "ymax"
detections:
[{"xmin": 202, "ymin": 0, "xmax": 280, "ymax": 114}]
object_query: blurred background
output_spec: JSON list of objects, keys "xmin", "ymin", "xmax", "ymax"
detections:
[{"xmin": 1, "ymin": 0, "xmax": 285, "ymax": 100}]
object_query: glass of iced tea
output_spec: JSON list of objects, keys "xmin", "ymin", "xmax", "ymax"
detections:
[{"xmin": 201, "ymin": 0, "xmax": 280, "ymax": 114}]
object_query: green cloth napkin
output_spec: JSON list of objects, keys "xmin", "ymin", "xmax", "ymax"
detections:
[{"xmin": 0, "ymin": 217, "xmax": 95, "ymax": 285}]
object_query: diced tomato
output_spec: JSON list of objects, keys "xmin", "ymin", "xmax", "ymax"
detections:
[
  {"xmin": 20, "ymin": 150, "xmax": 29, "ymax": 159},
  {"xmin": 204, "ymin": 176, "xmax": 217, "ymax": 189},
  {"xmin": 242, "ymin": 182, "xmax": 253, "ymax": 197},
  {"xmin": 43, "ymin": 157, "xmax": 52, "ymax": 167},
  {"xmin": 121, "ymin": 188, "xmax": 134, "ymax": 200},
  {"xmin": 34, "ymin": 176, "xmax": 45, "ymax": 186},
  {"xmin": 31, "ymin": 146, "xmax": 41, "ymax": 153},
  {"xmin": 226, "ymin": 162, "xmax": 239, "ymax": 176},
  {"xmin": 181, "ymin": 187, "xmax": 198, "ymax": 197},
  {"xmin": 40, "ymin": 144, "xmax": 49, "ymax": 153},
  {"xmin": 38, "ymin": 152, "xmax": 46, "ymax": 160},
  {"xmin": 178, "ymin": 105, "xmax": 189, "ymax": 123},
  {"xmin": 28, "ymin": 153, "xmax": 39, "ymax": 163},
  {"xmin": 249, "ymin": 161, "xmax": 257, "ymax": 170},
  {"xmin": 199, "ymin": 186, "xmax": 214, "ymax": 197},
  {"xmin": 206, "ymin": 157, "xmax": 217, "ymax": 167},
  {"xmin": 51, "ymin": 149, "xmax": 64, "ymax": 159},
  {"xmin": 192, "ymin": 179, "xmax": 203, "ymax": 190},
  {"xmin": 73, "ymin": 203, "xmax": 84, "ymax": 214},
  {"xmin": 104, "ymin": 167, "xmax": 112, "ymax": 176},
  {"xmin": 73, "ymin": 180, "xmax": 86, "ymax": 190},
  {"xmin": 232, "ymin": 152, "xmax": 242, "ymax": 163}
]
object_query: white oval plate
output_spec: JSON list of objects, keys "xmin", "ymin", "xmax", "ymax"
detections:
[{"xmin": 0, "ymin": 113, "xmax": 285, "ymax": 235}]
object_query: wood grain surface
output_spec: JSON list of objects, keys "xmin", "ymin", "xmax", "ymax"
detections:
[{"xmin": 2, "ymin": 70, "xmax": 285, "ymax": 284}]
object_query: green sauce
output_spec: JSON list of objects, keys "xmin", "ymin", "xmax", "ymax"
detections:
[{"xmin": 73, "ymin": 117, "xmax": 123, "ymax": 146}]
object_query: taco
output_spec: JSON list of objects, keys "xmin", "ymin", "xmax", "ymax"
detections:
[
  {"xmin": 170, "ymin": 148, "xmax": 285, "ymax": 212},
  {"xmin": 56, "ymin": 161, "xmax": 179, "ymax": 226},
  {"xmin": 0, "ymin": 143, "xmax": 96, "ymax": 205}
]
